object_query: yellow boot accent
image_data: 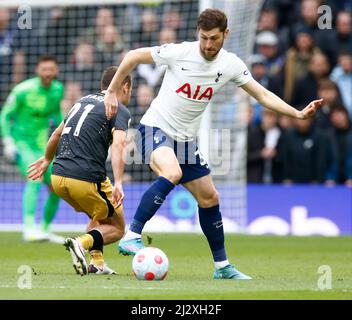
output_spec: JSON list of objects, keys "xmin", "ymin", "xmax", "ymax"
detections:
[
  {"xmin": 90, "ymin": 250, "xmax": 104, "ymax": 267},
  {"xmin": 77, "ymin": 234, "xmax": 94, "ymax": 251}
]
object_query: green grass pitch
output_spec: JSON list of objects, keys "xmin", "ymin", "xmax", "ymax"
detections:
[{"xmin": 0, "ymin": 232, "xmax": 351, "ymax": 300}]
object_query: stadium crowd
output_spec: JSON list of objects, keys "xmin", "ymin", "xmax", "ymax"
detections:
[{"xmin": 0, "ymin": 0, "xmax": 351, "ymax": 185}]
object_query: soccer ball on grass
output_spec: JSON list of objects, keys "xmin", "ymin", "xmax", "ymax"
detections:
[{"xmin": 132, "ymin": 247, "xmax": 169, "ymax": 280}]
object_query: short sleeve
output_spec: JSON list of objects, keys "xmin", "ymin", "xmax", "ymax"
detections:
[
  {"xmin": 229, "ymin": 54, "xmax": 253, "ymax": 87},
  {"xmin": 150, "ymin": 43, "xmax": 182, "ymax": 67},
  {"xmin": 113, "ymin": 105, "xmax": 131, "ymax": 132}
]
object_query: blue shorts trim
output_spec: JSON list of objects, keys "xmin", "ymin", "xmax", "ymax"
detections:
[{"xmin": 135, "ymin": 124, "xmax": 211, "ymax": 184}]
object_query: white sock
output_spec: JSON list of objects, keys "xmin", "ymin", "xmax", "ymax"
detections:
[
  {"xmin": 123, "ymin": 230, "xmax": 141, "ymax": 241},
  {"xmin": 214, "ymin": 260, "xmax": 230, "ymax": 270}
]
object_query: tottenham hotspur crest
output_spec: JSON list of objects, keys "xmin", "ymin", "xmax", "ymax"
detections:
[{"xmin": 215, "ymin": 72, "xmax": 223, "ymax": 83}]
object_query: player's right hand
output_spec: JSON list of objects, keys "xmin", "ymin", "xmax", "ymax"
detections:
[
  {"xmin": 104, "ymin": 90, "xmax": 118, "ymax": 119},
  {"xmin": 27, "ymin": 156, "xmax": 50, "ymax": 180},
  {"xmin": 3, "ymin": 137, "xmax": 18, "ymax": 162},
  {"xmin": 112, "ymin": 182, "xmax": 124, "ymax": 207}
]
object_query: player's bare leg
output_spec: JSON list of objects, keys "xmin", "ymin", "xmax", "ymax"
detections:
[
  {"xmin": 183, "ymin": 175, "xmax": 251, "ymax": 280},
  {"xmin": 119, "ymin": 146, "xmax": 181, "ymax": 255},
  {"xmin": 85, "ymin": 210, "xmax": 125, "ymax": 274},
  {"xmin": 65, "ymin": 205, "xmax": 125, "ymax": 276}
]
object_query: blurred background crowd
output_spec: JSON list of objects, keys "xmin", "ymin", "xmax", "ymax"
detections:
[{"xmin": 0, "ymin": 0, "xmax": 351, "ymax": 185}]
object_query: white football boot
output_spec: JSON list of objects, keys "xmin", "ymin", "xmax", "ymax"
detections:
[
  {"xmin": 64, "ymin": 238, "xmax": 88, "ymax": 276},
  {"xmin": 88, "ymin": 263, "xmax": 117, "ymax": 275}
]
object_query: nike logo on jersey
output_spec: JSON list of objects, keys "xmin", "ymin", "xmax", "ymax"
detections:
[{"xmin": 181, "ymin": 67, "xmax": 190, "ymax": 71}]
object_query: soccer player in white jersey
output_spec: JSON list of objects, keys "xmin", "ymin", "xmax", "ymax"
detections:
[{"xmin": 104, "ymin": 9, "xmax": 322, "ymax": 279}]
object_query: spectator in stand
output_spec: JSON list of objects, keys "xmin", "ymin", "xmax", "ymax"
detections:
[
  {"xmin": 247, "ymin": 55, "xmax": 267, "ymax": 125},
  {"xmin": 0, "ymin": 8, "xmax": 14, "ymax": 105},
  {"xmin": 291, "ymin": 52, "xmax": 330, "ymax": 108},
  {"xmin": 247, "ymin": 108, "xmax": 281, "ymax": 183},
  {"xmin": 283, "ymin": 27, "xmax": 322, "ymax": 103},
  {"xmin": 64, "ymin": 42, "xmax": 101, "ymax": 95},
  {"xmin": 255, "ymin": 31, "xmax": 285, "ymax": 78},
  {"xmin": 95, "ymin": 25, "xmax": 127, "ymax": 69},
  {"xmin": 247, "ymin": 54, "xmax": 283, "ymax": 124},
  {"xmin": 159, "ymin": 27, "xmax": 178, "ymax": 45},
  {"xmin": 330, "ymin": 11, "xmax": 352, "ymax": 66},
  {"xmin": 125, "ymin": 83, "xmax": 156, "ymax": 183},
  {"xmin": 261, "ymin": 0, "xmax": 301, "ymax": 28},
  {"xmin": 161, "ymin": 7, "xmax": 184, "ymax": 41},
  {"xmin": 61, "ymin": 81, "xmax": 82, "ymax": 115},
  {"xmin": 247, "ymin": 105, "xmax": 265, "ymax": 183},
  {"xmin": 314, "ymin": 79, "xmax": 343, "ymax": 130},
  {"xmin": 331, "ymin": 50, "xmax": 352, "ymax": 120},
  {"xmin": 292, "ymin": 0, "xmax": 336, "ymax": 66},
  {"xmin": 326, "ymin": 106, "xmax": 352, "ymax": 186},
  {"xmin": 136, "ymin": 28, "xmax": 176, "ymax": 89},
  {"xmin": 281, "ymin": 116, "xmax": 331, "ymax": 184},
  {"xmin": 261, "ymin": 109, "xmax": 282, "ymax": 183},
  {"xmin": 44, "ymin": 7, "xmax": 84, "ymax": 65},
  {"xmin": 278, "ymin": 115, "xmax": 294, "ymax": 131},
  {"xmin": 131, "ymin": 83, "xmax": 154, "ymax": 128},
  {"xmin": 131, "ymin": 9, "xmax": 159, "ymax": 48},
  {"xmin": 256, "ymin": 8, "xmax": 289, "ymax": 54},
  {"xmin": 78, "ymin": 8, "xmax": 115, "ymax": 46}
]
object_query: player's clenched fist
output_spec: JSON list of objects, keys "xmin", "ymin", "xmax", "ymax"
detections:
[{"xmin": 104, "ymin": 90, "xmax": 118, "ymax": 119}]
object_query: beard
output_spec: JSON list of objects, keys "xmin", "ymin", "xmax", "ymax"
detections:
[{"xmin": 199, "ymin": 37, "xmax": 224, "ymax": 61}]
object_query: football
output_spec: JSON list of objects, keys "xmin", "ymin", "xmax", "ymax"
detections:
[{"xmin": 132, "ymin": 247, "xmax": 169, "ymax": 281}]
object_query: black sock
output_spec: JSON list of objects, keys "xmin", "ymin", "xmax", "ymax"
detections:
[{"xmin": 88, "ymin": 229, "xmax": 104, "ymax": 252}]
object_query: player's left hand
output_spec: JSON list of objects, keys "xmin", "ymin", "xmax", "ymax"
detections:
[
  {"xmin": 299, "ymin": 99, "xmax": 323, "ymax": 119},
  {"xmin": 112, "ymin": 182, "xmax": 124, "ymax": 206},
  {"xmin": 27, "ymin": 156, "xmax": 50, "ymax": 180}
]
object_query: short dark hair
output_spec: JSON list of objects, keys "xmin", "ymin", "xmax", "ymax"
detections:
[
  {"xmin": 37, "ymin": 55, "xmax": 58, "ymax": 65},
  {"xmin": 100, "ymin": 66, "xmax": 132, "ymax": 91},
  {"xmin": 318, "ymin": 79, "xmax": 338, "ymax": 92},
  {"xmin": 197, "ymin": 8, "xmax": 228, "ymax": 32},
  {"xmin": 330, "ymin": 104, "xmax": 349, "ymax": 120}
]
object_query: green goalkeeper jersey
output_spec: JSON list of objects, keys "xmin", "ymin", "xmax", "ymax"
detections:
[{"xmin": 0, "ymin": 77, "xmax": 64, "ymax": 149}]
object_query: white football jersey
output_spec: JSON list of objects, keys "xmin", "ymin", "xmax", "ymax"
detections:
[{"xmin": 140, "ymin": 41, "xmax": 252, "ymax": 141}]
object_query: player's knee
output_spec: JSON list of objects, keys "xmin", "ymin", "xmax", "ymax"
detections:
[
  {"xmin": 112, "ymin": 213, "xmax": 125, "ymax": 241},
  {"xmin": 115, "ymin": 222, "xmax": 125, "ymax": 241},
  {"xmin": 198, "ymin": 190, "xmax": 220, "ymax": 208},
  {"xmin": 162, "ymin": 168, "xmax": 182, "ymax": 185},
  {"xmin": 107, "ymin": 225, "xmax": 124, "ymax": 243}
]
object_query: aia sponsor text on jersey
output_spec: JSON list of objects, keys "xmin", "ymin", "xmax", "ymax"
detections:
[{"xmin": 176, "ymin": 83, "xmax": 213, "ymax": 101}]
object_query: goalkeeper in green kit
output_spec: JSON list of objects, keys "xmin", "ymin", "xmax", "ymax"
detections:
[{"xmin": 1, "ymin": 55, "xmax": 64, "ymax": 243}]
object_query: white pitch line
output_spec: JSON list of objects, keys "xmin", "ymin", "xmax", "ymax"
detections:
[{"xmin": 0, "ymin": 284, "xmax": 171, "ymax": 290}]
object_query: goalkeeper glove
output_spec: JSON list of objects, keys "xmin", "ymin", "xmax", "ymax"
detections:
[{"xmin": 3, "ymin": 137, "xmax": 18, "ymax": 162}]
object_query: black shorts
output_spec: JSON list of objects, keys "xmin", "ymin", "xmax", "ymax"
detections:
[{"xmin": 135, "ymin": 124, "xmax": 211, "ymax": 184}]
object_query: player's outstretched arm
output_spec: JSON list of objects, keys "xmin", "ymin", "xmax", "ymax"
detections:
[
  {"xmin": 241, "ymin": 79, "xmax": 323, "ymax": 119},
  {"xmin": 110, "ymin": 129, "xmax": 127, "ymax": 206},
  {"xmin": 27, "ymin": 121, "xmax": 64, "ymax": 180},
  {"xmin": 105, "ymin": 48, "xmax": 154, "ymax": 119}
]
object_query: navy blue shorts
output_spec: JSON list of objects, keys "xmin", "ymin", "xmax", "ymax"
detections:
[{"xmin": 134, "ymin": 124, "xmax": 211, "ymax": 184}]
